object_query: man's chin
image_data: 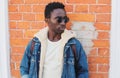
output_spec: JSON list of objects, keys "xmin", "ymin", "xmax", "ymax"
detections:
[{"xmin": 57, "ymin": 30, "xmax": 65, "ymax": 34}]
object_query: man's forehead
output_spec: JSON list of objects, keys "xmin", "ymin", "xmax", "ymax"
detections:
[{"xmin": 51, "ymin": 9, "xmax": 66, "ymax": 16}]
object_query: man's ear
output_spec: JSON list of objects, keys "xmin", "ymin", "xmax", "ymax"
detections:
[{"xmin": 45, "ymin": 18, "xmax": 49, "ymax": 23}]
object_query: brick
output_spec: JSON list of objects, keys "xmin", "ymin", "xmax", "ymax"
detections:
[
  {"xmin": 38, "ymin": 0, "xmax": 52, "ymax": 4},
  {"xmin": 25, "ymin": 0, "xmax": 40, "ymax": 4},
  {"xmin": 11, "ymin": 55, "xmax": 23, "ymax": 62},
  {"xmin": 67, "ymin": 0, "xmax": 96, "ymax": 4},
  {"xmin": 9, "ymin": 5, "xmax": 18, "ymax": 12},
  {"xmin": 19, "ymin": 5, "xmax": 31, "ymax": 12},
  {"xmin": 33, "ymin": 5, "xmax": 45, "ymax": 12},
  {"xmin": 88, "ymin": 64, "xmax": 97, "ymax": 72},
  {"xmin": 23, "ymin": 13, "xmax": 35, "ymax": 21},
  {"xmin": 10, "ymin": 29, "xmax": 23, "ymax": 39},
  {"xmin": 93, "ymin": 40, "xmax": 110, "ymax": 47},
  {"xmin": 65, "ymin": 5, "xmax": 73, "ymax": 12},
  {"xmin": 10, "ymin": 0, "xmax": 23, "ymax": 4},
  {"xmin": 31, "ymin": 22, "xmax": 45, "ymax": 29},
  {"xmin": 89, "ymin": 5, "xmax": 111, "ymax": 13},
  {"xmin": 98, "ymin": 32, "xmax": 110, "ymax": 39},
  {"xmin": 8, "ymin": 0, "xmax": 111, "ymax": 77},
  {"xmin": 98, "ymin": 0, "xmax": 111, "ymax": 4},
  {"xmin": 88, "ymin": 57, "xmax": 109, "ymax": 64},
  {"xmin": 66, "ymin": 21, "xmax": 72, "ymax": 30},
  {"xmin": 75, "ymin": 5, "xmax": 88, "ymax": 13},
  {"xmin": 52, "ymin": 0, "xmax": 65, "ymax": 3},
  {"xmin": 68, "ymin": 14, "xmax": 95, "ymax": 22},
  {"xmin": 96, "ymin": 14, "xmax": 111, "ymax": 22},
  {"xmin": 9, "ymin": 21, "xmax": 17, "ymax": 29},
  {"xmin": 10, "ymin": 39, "xmax": 30, "ymax": 46},
  {"xmin": 24, "ymin": 29, "xmax": 39, "ymax": 38},
  {"xmin": 98, "ymin": 48, "xmax": 109, "ymax": 57},
  {"xmin": 98, "ymin": 64, "xmax": 109, "ymax": 72},
  {"xmin": 35, "ymin": 14, "xmax": 44, "ymax": 21},
  {"xmin": 89, "ymin": 73, "xmax": 108, "ymax": 78},
  {"xmin": 25, "ymin": 0, "xmax": 52, "ymax": 4},
  {"xmin": 17, "ymin": 22, "xmax": 30, "ymax": 29},
  {"xmin": 88, "ymin": 48, "xmax": 98, "ymax": 56},
  {"xmin": 11, "ymin": 47, "xmax": 25, "ymax": 54},
  {"xmin": 11, "ymin": 70, "xmax": 21, "ymax": 78},
  {"xmin": 9, "ymin": 13, "xmax": 22, "ymax": 20},
  {"xmin": 94, "ymin": 23, "xmax": 110, "ymax": 30},
  {"xmin": 15, "ymin": 63, "xmax": 20, "ymax": 70},
  {"xmin": 10, "ymin": 63, "xmax": 15, "ymax": 70}
]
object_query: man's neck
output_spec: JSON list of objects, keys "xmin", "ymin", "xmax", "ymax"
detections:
[{"xmin": 48, "ymin": 30, "xmax": 61, "ymax": 42}]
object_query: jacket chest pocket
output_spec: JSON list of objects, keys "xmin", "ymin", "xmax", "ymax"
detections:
[
  {"xmin": 64, "ymin": 54, "xmax": 75, "ymax": 65},
  {"xmin": 64, "ymin": 57, "xmax": 76, "ymax": 78},
  {"xmin": 65, "ymin": 49, "xmax": 75, "ymax": 65},
  {"xmin": 66, "ymin": 57, "xmax": 75, "ymax": 65}
]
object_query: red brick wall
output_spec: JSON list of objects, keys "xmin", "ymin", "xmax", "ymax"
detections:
[{"xmin": 9, "ymin": 0, "xmax": 111, "ymax": 78}]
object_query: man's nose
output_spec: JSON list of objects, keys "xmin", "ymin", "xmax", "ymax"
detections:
[{"xmin": 60, "ymin": 20, "xmax": 66, "ymax": 25}]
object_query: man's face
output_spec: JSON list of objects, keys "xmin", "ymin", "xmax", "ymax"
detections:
[{"xmin": 47, "ymin": 9, "xmax": 69, "ymax": 34}]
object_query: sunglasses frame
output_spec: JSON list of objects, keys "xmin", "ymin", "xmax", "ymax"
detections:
[{"xmin": 55, "ymin": 16, "xmax": 69, "ymax": 24}]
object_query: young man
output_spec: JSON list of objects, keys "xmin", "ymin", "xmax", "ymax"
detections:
[{"xmin": 20, "ymin": 2, "xmax": 88, "ymax": 78}]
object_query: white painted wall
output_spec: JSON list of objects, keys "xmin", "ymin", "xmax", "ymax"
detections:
[
  {"xmin": 0, "ymin": 0, "xmax": 11, "ymax": 78},
  {"xmin": 71, "ymin": 22, "xmax": 98, "ymax": 55},
  {"xmin": 110, "ymin": 0, "xmax": 120, "ymax": 78}
]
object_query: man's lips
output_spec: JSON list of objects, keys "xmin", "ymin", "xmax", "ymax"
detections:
[
  {"xmin": 59, "ymin": 26, "xmax": 65, "ymax": 31},
  {"xmin": 60, "ymin": 27, "xmax": 65, "ymax": 31}
]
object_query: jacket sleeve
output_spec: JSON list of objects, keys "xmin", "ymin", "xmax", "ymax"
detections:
[
  {"xmin": 76, "ymin": 40, "xmax": 89, "ymax": 78},
  {"xmin": 20, "ymin": 40, "xmax": 32, "ymax": 78}
]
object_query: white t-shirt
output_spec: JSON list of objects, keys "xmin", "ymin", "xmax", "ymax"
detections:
[{"xmin": 43, "ymin": 39, "xmax": 63, "ymax": 78}]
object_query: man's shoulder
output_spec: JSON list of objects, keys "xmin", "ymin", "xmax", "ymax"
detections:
[
  {"xmin": 67, "ymin": 38, "xmax": 82, "ymax": 47},
  {"xmin": 32, "ymin": 37, "xmax": 41, "ymax": 43},
  {"xmin": 68, "ymin": 38, "xmax": 80, "ymax": 44}
]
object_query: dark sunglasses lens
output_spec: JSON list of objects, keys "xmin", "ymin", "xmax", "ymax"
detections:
[
  {"xmin": 64, "ymin": 17, "xmax": 69, "ymax": 23},
  {"xmin": 57, "ymin": 17, "xmax": 62, "ymax": 23},
  {"xmin": 56, "ymin": 16, "xmax": 69, "ymax": 23}
]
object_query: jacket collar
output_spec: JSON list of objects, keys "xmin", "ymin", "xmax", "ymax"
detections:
[
  {"xmin": 34, "ymin": 26, "xmax": 76, "ymax": 43},
  {"xmin": 34, "ymin": 26, "xmax": 76, "ymax": 78}
]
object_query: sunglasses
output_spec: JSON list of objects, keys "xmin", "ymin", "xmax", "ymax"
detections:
[{"xmin": 55, "ymin": 16, "xmax": 69, "ymax": 23}]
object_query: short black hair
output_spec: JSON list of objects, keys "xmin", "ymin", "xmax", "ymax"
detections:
[{"xmin": 44, "ymin": 2, "xmax": 65, "ymax": 18}]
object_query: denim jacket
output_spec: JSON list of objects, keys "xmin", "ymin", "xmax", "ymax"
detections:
[{"xmin": 20, "ymin": 37, "xmax": 88, "ymax": 78}]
